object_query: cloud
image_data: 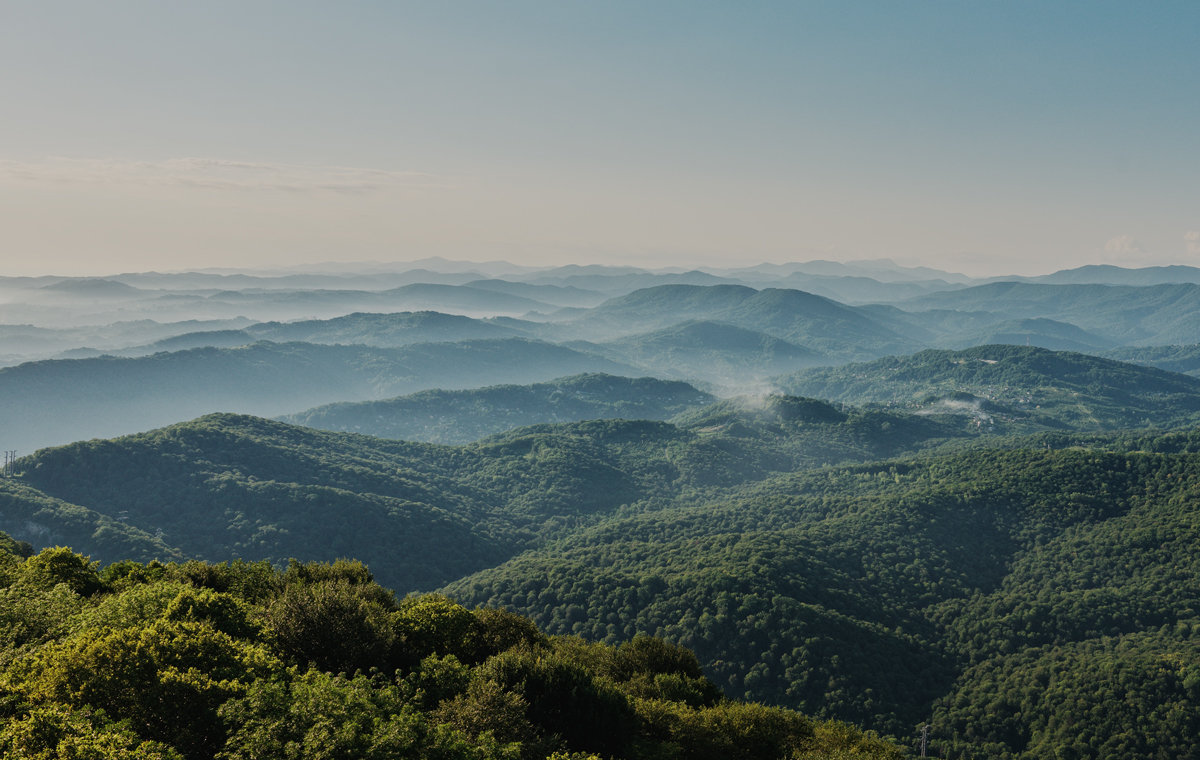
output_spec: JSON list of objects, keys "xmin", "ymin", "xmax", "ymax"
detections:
[
  {"xmin": 1187, "ymin": 231, "xmax": 1200, "ymax": 256},
  {"xmin": 1103, "ymin": 234, "xmax": 1142, "ymax": 261},
  {"xmin": 0, "ymin": 156, "xmax": 447, "ymax": 194}
]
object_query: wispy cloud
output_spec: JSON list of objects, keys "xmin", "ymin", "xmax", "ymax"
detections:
[
  {"xmin": 0, "ymin": 156, "xmax": 447, "ymax": 194},
  {"xmin": 1103, "ymin": 234, "xmax": 1142, "ymax": 260},
  {"xmin": 1186, "ymin": 231, "xmax": 1200, "ymax": 256}
]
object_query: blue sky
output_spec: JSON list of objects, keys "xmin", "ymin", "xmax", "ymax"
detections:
[{"xmin": 1, "ymin": 1, "xmax": 1197, "ymax": 275}]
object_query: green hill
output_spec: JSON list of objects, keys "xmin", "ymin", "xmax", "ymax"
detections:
[
  {"xmin": 444, "ymin": 441, "xmax": 1200, "ymax": 755},
  {"xmin": 777, "ymin": 344, "xmax": 1200, "ymax": 432},
  {"xmin": 280, "ymin": 374, "xmax": 715, "ymax": 443},
  {"xmin": 0, "ymin": 539, "xmax": 899, "ymax": 760},
  {"xmin": 1, "ymin": 403, "xmax": 962, "ymax": 593},
  {"xmin": 5, "ymin": 406, "xmax": 1200, "ymax": 755}
]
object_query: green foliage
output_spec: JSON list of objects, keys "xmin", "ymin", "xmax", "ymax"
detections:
[
  {"xmin": 447, "ymin": 443, "xmax": 1200, "ymax": 749},
  {"xmin": 266, "ymin": 579, "xmax": 396, "ymax": 674},
  {"xmin": 5, "ymin": 404, "xmax": 962, "ymax": 593},
  {"xmin": 0, "ymin": 583, "xmax": 87, "ymax": 659},
  {"xmin": 0, "ymin": 547, "xmax": 890, "ymax": 759},
  {"xmin": 395, "ymin": 595, "xmax": 483, "ymax": 665},
  {"xmin": 218, "ymin": 669, "xmax": 513, "ymax": 760},
  {"xmin": 0, "ymin": 703, "xmax": 184, "ymax": 760},
  {"xmin": 3, "ymin": 620, "xmax": 279, "ymax": 759},
  {"xmin": 0, "ymin": 529, "xmax": 34, "ymax": 560},
  {"xmin": 18, "ymin": 547, "xmax": 102, "ymax": 596},
  {"xmin": 480, "ymin": 647, "xmax": 638, "ymax": 758}
]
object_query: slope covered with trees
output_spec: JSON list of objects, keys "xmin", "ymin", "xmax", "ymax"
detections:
[
  {"xmin": 2, "ymin": 401, "xmax": 963, "ymax": 594},
  {"xmin": 6, "ymin": 392, "xmax": 1200, "ymax": 756},
  {"xmin": 279, "ymin": 374, "xmax": 715, "ymax": 444},
  {"xmin": 778, "ymin": 344, "xmax": 1200, "ymax": 432},
  {"xmin": 0, "ymin": 541, "xmax": 899, "ymax": 759},
  {"xmin": 445, "ymin": 442, "xmax": 1200, "ymax": 757}
]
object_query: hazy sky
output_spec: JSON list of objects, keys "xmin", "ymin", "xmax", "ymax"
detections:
[{"xmin": 1, "ymin": 1, "xmax": 1197, "ymax": 276}]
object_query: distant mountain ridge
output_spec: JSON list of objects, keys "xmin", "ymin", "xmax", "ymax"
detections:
[
  {"xmin": 897, "ymin": 281, "xmax": 1200, "ymax": 345},
  {"xmin": 579, "ymin": 320, "xmax": 824, "ymax": 388},
  {"xmin": 0, "ymin": 338, "xmax": 637, "ymax": 453},
  {"xmin": 280, "ymin": 373, "xmax": 715, "ymax": 443},
  {"xmin": 566, "ymin": 284, "xmax": 916, "ymax": 357}
]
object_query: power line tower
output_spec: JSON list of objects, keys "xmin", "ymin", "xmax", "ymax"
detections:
[
  {"xmin": 918, "ymin": 722, "xmax": 930, "ymax": 757},
  {"xmin": 4, "ymin": 450, "xmax": 18, "ymax": 477}
]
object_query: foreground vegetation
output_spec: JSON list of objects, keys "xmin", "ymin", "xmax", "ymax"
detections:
[{"xmin": 0, "ymin": 540, "xmax": 899, "ymax": 759}]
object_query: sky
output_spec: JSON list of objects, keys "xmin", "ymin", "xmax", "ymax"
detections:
[{"xmin": 1, "ymin": 1, "xmax": 1197, "ymax": 277}]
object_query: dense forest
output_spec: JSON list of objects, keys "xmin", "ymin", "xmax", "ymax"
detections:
[
  {"xmin": 4, "ymin": 409, "xmax": 1200, "ymax": 756},
  {"xmin": 0, "ymin": 540, "xmax": 900, "ymax": 759},
  {"xmin": 1, "ymin": 399, "xmax": 964, "ymax": 592},
  {"xmin": 11, "ymin": 273, "xmax": 1200, "ymax": 758},
  {"xmin": 444, "ymin": 443, "xmax": 1200, "ymax": 757}
]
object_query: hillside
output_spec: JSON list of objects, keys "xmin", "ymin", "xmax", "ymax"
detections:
[
  {"xmin": 280, "ymin": 374, "xmax": 715, "ymax": 443},
  {"xmin": 0, "ymin": 338, "xmax": 636, "ymax": 453},
  {"xmin": 445, "ymin": 440, "xmax": 1200, "ymax": 755},
  {"xmin": 0, "ymin": 404, "xmax": 963, "ymax": 593},
  {"xmin": 777, "ymin": 345, "xmax": 1200, "ymax": 432},
  {"xmin": 0, "ymin": 541, "xmax": 899, "ymax": 760}
]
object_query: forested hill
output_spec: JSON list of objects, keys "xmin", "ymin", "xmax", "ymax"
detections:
[
  {"xmin": 279, "ymin": 374, "xmax": 715, "ymax": 444},
  {"xmin": 445, "ymin": 440, "xmax": 1200, "ymax": 757},
  {"xmin": 8, "ymin": 401, "xmax": 1200, "ymax": 756},
  {"xmin": 777, "ymin": 344, "xmax": 1200, "ymax": 432},
  {"xmin": 1, "ymin": 401, "xmax": 963, "ymax": 593},
  {"xmin": 0, "ymin": 541, "xmax": 901, "ymax": 760}
]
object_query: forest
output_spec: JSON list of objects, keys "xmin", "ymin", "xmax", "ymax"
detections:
[
  {"xmin": 0, "ymin": 539, "xmax": 900, "ymax": 760},
  {"xmin": 8, "ymin": 268, "xmax": 1200, "ymax": 758},
  {"xmin": 4, "ymin": 407, "xmax": 1200, "ymax": 756}
]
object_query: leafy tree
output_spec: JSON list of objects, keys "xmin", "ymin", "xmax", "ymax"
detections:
[{"xmin": 266, "ymin": 579, "xmax": 396, "ymax": 674}]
